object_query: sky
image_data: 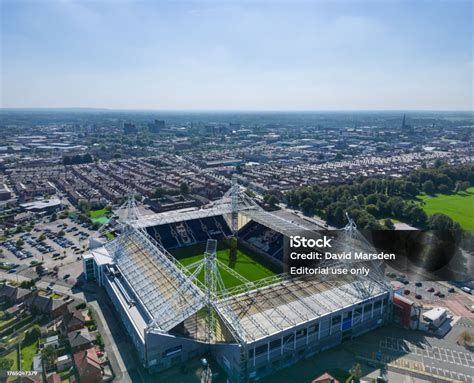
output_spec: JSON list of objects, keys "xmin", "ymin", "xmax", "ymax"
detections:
[{"xmin": 0, "ymin": 0, "xmax": 473, "ymax": 111}]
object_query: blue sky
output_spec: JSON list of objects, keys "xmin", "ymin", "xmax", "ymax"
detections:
[{"xmin": 1, "ymin": 0, "xmax": 472, "ymax": 110}]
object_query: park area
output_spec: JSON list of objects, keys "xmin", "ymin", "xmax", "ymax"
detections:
[
  {"xmin": 174, "ymin": 243, "xmax": 276, "ymax": 291},
  {"xmin": 418, "ymin": 187, "xmax": 474, "ymax": 231}
]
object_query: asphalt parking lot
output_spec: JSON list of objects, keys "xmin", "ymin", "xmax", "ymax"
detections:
[
  {"xmin": 0, "ymin": 216, "xmax": 99, "ymax": 285},
  {"xmin": 387, "ymin": 276, "xmax": 474, "ymax": 317},
  {"xmin": 354, "ymin": 322, "xmax": 474, "ymax": 383}
]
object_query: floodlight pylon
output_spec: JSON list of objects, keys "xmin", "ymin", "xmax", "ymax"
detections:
[{"xmin": 204, "ymin": 239, "xmax": 218, "ymax": 343}]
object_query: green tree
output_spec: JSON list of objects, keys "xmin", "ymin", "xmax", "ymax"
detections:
[
  {"xmin": 41, "ymin": 345, "xmax": 57, "ymax": 368},
  {"xmin": 384, "ymin": 219, "xmax": 395, "ymax": 230},
  {"xmin": 266, "ymin": 195, "xmax": 279, "ymax": 208},
  {"xmin": 16, "ymin": 239, "xmax": 24, "ymax": 247},
  {"xmin": 300, "ymin": 198, "xmax": 315, "ymax": 216},
  {"xmin": 0, "ymin": 358, "xmax": 13, "ymax": 371},
  {"xmin": 35, "ymin": 264, "xmax": 45, "ymax": 275},
  {"xmin": 438, "ymin": 184, "xmax": 450, "ymax": 194},
  {"xmin": 422, "ymin": 180, "xmax": 435, "ymax": 195},
  {"xmin": 25, "ymin": 325, "xmax": 41, "ymax": 344}
]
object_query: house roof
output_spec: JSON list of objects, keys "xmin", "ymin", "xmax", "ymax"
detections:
[
  {"xmin": 26, "ymin": 295, "xmax": 68, "ymax": 313},
  {"xmin": 0, "ymin": 283, "xmax": 31, "ymax": 301},
  {"xmin": 73, "ymin": 348, "xmax": 101, "ymax": 374},
  {"xmin": 46, "ymin": 373, "xmax": 61, "ymax": 383},
  {"xmin": 63, "ymin": 310, "xmax": 85, "ymax": 329},
  {"xmin": 68, "ymin": 328, "xmax": 92, "ymax": 349}
]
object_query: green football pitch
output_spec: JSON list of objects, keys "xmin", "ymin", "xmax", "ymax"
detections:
[{"xmin": 176, "ymin": 246, "xmax": 276, "ymax": 290}]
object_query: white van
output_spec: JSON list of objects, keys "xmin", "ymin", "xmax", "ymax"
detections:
[{"xmin": 461, "ymin": 286, "xmax": 472, "ymax": 294}]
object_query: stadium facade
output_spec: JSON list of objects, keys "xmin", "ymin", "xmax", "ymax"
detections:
[{"xmin": 83, "ymin": 190, "xmax": 392, "ymax": 382}]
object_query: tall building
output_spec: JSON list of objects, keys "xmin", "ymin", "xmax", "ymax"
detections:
[
  {"xmin": 123, "ymin": 122, "xmax": 138, "ymax": 135},
  {"xmin": 148, "ymin": 120, "xmax": 165, "ymax": 133},
  {"xmin": 401, "ymin": 114, "xmax": 412, "ymax": 130}
]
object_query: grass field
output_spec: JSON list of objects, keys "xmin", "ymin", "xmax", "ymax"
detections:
[
  {"xmin": 418, "ymin": 187, "xmax": 474, "ymax": 231},
  {"xmin": 89, "ymin": 208, "xmax": 110, "ymax": 225},
  {"xmin": 4, "ymin": 348, "xmax": 18, "ymax": 381},
  {"xmin": 20, "ymin": 341, "xmax": 37, "ymax": 370},
  {"xmin": 178, "ymin": 247, "xmax": 276, "ymax": 290}
]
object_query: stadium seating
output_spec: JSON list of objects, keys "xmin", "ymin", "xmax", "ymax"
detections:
[
  {"xmin": 238, "ymin": 221, "xmax": 283, "ymax": 260},
  {"xmin": 146, "ymin": 215, "xmax": 232, "ymax": 249}
]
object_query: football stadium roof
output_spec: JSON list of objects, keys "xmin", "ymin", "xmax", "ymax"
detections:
[
  {"xmin": 216, "ymin": 276, "xmax": 388, "ymax": 343},
  {"xmin": 106, "ymin": 229, "xmax": 206, "ymax": 332}
]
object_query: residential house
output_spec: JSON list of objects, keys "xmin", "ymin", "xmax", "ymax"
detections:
[
  {"xmin": 0, "ymin": 283, "xmax": 33, "ymax": 305},
  {"xmin": 61, "ymin": 310, "xmax": 86, "ymax": 334},
  {"xmin": 68, "ymin": 328, "xmax": 93, "ymax": 352},
  {"xmin": 73, "ymin": 348, "xmax": 102, "ymax": 383},
  {"xmin": 25, "ymin": 295, "xmax": 68, "ymax": 318}
]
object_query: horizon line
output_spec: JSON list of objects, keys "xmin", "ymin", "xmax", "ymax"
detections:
[{"xmin": 1, "ymin": 107, "xmax": 473, "ymax": 113}]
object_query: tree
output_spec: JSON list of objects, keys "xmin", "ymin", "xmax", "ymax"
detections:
[
  {"xmin": 0, "ymin": 358, "xmax": 13, "ymax": 372},
  {"xmin": 35, "ymin": 264, "xmax": 45, "ymax": 275},
  {"xmin": 422, "ymin": 180, "xmax": 435, "ymax": 195},
  {"xmin": 41, "ymin": 345, "xmax": 57, "ymax": 368},
  {"xmin": 266, "ymin": 195, "xmax": 279, "ymax": 209},
  {"xmin": 438, "ymin": 184, "xmax": 450, "ymax": 194},
  {"xmin": 428, "ymin": 214, "xmax": 462, "ymax": 236},
  {"xmin": 384, "ymin": 219, "xmax": 395, "ymax": 230},
  {"xmin": 20, "ymin": 280, "xmax": 35, "ymax": 289},
  {"xmin": 16, "ymin": 239, "xmax": 24, "ymax": 247},
  {"xmin": 153, "ymin": 187, "xmax": 167, "ymax": 198},
  {"xmin": 180, "ymin": 182, "xmax": 190, "ymax": 195},
  {"xmin": 39, "ymin": 233, "xmax": 46, "ymax": 241},
  {"xmin": 405, "ymin": 206, "xmax": 428, "ymax": 228},
  {"xmin": 459, "ymin": 181, "xmax": 470, "ymax": 192},
  {"xmin": 78, "ymin": 200, "xmax": 91, "ymax": 213},
  {"xmin": 365, "ymin": 204, "xmax": 379, "ymax": 217},
  {"xmin": 58, "ymin": 230, "xmax": 65, "ymax": 236},
  {"xmin": 300, "ymin": 198, "xmax": 315, "ymax": 216},
  {"xmin": 457, "ymin": 330, "xmax": 474, "ymax": 349},
  {"xmin": 25, "ymin": 325, "xmax": 41, "ymax": 344}
]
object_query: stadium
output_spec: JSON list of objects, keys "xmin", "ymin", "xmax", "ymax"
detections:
[{"xmin": 83, "ymin": 184, "xmax": 393, "ymax": 382}]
